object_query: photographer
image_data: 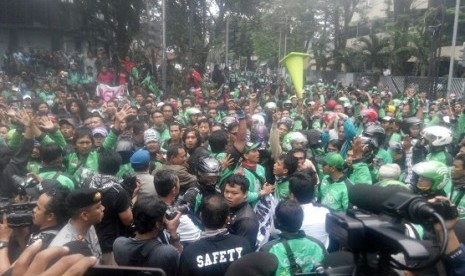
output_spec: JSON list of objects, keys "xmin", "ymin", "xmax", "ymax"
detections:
[
  {"xmin": 113, "ymin": 197, "xmax": 180, "ymax": 276},
  {"xmin": 154, "ymin": 170, "xmax": 200, "ymax": 246},
  {"xmin": 1, "ymin": 183, "xmax": 70, "ymax": 270}
]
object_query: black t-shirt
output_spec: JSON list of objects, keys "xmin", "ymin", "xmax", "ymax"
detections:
[
  {"xmin": 95, "ymin": 184, "xmax": 131, "ymax": 252},
  {"xmin": 113, "ymin": 237, "xmax": 179, "ymax": 276},
  {"xmin": 179, "ymin": 233, "xmax": 253, "ymax": 276}
]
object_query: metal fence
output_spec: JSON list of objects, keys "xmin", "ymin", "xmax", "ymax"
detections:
[
  {"xmin": 306, "ymin": 71, "xmax": 465, "ymax": 99},
  {"xmin": 379, "ymin": 76, "xmax": 465, "ymax": 99}
]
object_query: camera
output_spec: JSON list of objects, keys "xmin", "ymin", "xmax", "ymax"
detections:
[
  {"xmin": 11, "ymin": 175, "xmax": 39, "ymax": 195},
  {"xmin": 165, "ymin": 204, "xmax": 190, "ymax": 220},
  {"xmin": 0, "ymin": 199, "xmax": 35, "ymax": 228}
]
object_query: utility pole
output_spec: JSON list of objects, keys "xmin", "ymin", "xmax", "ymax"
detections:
[
  {"xmin": 188, "ymin": 0, "xmax": 193, "ymax": 66},
  {"xmin": 225, "ymin": 17, "xmax": 229, "ymax": 68},
  {"xmin": 162, "ymin": 0, "xmax": 167, "ymax": 92},
  {"xmin": 447, "ymin": 0, "xmax": 461, "ymax": 96}
]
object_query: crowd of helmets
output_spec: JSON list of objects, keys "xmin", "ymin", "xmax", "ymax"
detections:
[{"xmin": 1, "ymin": 51, "xmax": 464, "ymax": 204}]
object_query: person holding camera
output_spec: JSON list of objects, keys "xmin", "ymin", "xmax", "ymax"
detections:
[
  {"xmin": 113, "ymin": 197, "xmax": 181, "ymax": 276},
  {"xmin": 154, "ymin": 170, "xmax": 200, "ymax": 246},
  {"xmin": 0, "ymin": 182, "xmax": 67, "ymax": 274}
]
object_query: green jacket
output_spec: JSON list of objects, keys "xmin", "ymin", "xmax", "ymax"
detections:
[
  {"xmin": 260, "ymin": 231, "xmax": 327, "ymax": 276},
  {"xmin": 243, "ymin": 165, "xmax": 266, "ymax": 205},
  {"xmin": 218, "ymin": 163, "xmax": 266, "ymax": 205},
  {"xmin": 64, "ymin": 129, "xmax": 118, "ymax": 185},
  {"xmin": 38, "ymin": 167, "xmax": 77, "ymax": 191},
  {"xmin": 153, "ymin": 126, "xmax": 170, "ymax": 145},
  {"xmin": 349, "ymin": 162, "xmax": 372, "ymax": 185},
  {"xmin": 318, "ymin": 175, "xmax": 351, "ymax": 211},
  {"xmin": 427, "ymin": 151, "xmax": 453, "ymax": 167},
  {"xmin": 116, "ymin": 163, "xmax": 135, "ymax": 179},
  {"xmin": 38, "ymin": 91, "xmax": 56, "ymax": 106}
]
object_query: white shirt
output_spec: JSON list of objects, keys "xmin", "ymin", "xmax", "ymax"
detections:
[{"xmin": 300, "ymin": 203, "xmax": 330, "ymax": 248}]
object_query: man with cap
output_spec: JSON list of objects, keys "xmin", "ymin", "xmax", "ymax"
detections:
[
  {"xmin": 58, "ymin": 117, "xmax": 76, "ymax": 150},
  {"xmin": 318, "ymin": 152, "xmax": 352, "ymax": 212},
  {"xmin": 144, "ymin": 128, "xmax": 163, "ymax": 173},
  {"xmin": 219, "ymin": 142, "xmax": 273, "ymax": 206},
  {"xmin": 49, "ymin": 188, "xmax": 104, "ymax": 262},
  {"xmin": 130, "ymin": 149, "xmax": 157, "ymax": 201},
  {"xmin": 92, "ymin": 126, "xmax": 108, "ymax": 150}
]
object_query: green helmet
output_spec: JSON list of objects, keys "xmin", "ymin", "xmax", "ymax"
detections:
[
  {"xmin": 185, "ymin": 107, "xmax": 202, "ymax": 123},
  {"xmin": 282, "ymin": 131, "xmax": 308, "ymax": 152},
  {"xmin": 412, "ymin": 161, "xmax": 450, "ymax": 194}
]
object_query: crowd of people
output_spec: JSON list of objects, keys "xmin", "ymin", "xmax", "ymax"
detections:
[{"xmin": 0, "ymin": 46, "xmax": 465, "ymax": 276}]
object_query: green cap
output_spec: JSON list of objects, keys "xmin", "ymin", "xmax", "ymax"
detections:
[
  {"xmin": 323, "ymin": 152, "xmax": 345, "ymax": 170},
  {"xmin": 244, "ymin": 142, "xmax": 260, "ymax": 153}
]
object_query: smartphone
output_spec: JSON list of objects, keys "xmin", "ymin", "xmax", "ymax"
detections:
[{"xmin": 85, "ymin": 265, "xmax": 166, "ymax": 276}]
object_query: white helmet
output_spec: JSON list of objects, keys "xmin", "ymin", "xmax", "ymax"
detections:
[
  {"xmin": 251, "ymin": 114, "xmax": 265, "ymax": 126},
  {"xmin": 422, "ymin": 126, "xmax": 452, "ymax": 146}
]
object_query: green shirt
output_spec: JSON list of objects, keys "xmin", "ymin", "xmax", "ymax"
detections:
[{"xmin": 274, "ymin": 177, "xmax": 290, "ymax": 202}]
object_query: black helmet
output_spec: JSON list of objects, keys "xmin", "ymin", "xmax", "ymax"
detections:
[
  {"xmin": 402, "ymin": 117, "xmax": 422, "ymax": 135},
  {"xmin": 304, "ymin": 129, "xmax": 322, "ymax": 148},
  {"xmin": 197, "ymin": 157, "xmax": 221, "ymax": 177},
  {"xmin": 221, "ymin": 116, "xmax": 237, "ymax": 130},
  {"xmin": 362, "ymin": 123, "xmax": 385, "ymax": 148}
]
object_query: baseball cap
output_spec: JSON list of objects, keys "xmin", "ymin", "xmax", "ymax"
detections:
[
  {"xmin": 244, "ymin": 142, "xmax": 260, "ymax": 153},
  {"xmin": 92, "ymin": 126, "xmax": 108, "ymax": 137},
  {"xmin": 58, "ymin": 118, "xmax": 76, "ymax": 128},
  {"xmin": 130, "ymin": 150, "xmax": 150, "ymax": 166},
  {"xmin": 322, "ymin": 152, "xmax": 345, "ymax": 170},
  {"xmin": 144, "ymin": 129, "xmax": 160, "ymax": 144},
  {"xmin": 23, "ymin": 95, "xmax": 32, "ymax": 100}
]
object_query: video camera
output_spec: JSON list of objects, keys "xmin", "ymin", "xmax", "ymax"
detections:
[
  {"xmin": 325, "ymin": 185, "xmax": 458, "ymax": 274},
  {"xmin": 11, "ymin": 175, "xmax": 39, "ymax": 196},
  {"xmin": 0, "ymin": 199, "xmax": 35, "ymax": 228}
]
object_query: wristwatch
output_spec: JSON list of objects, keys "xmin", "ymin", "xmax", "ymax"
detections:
[{"xmin": 0, "ymin": 241, "xmax": 8, "ymax": 250}]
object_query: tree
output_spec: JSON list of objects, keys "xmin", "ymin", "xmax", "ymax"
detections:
[
  {"xmin": 75, "ymin": 0, "xmax": 145, "ymax": 58},
  {"xmin": 357, "ymin": 33, "xmax": 391, "ymax": 72}
]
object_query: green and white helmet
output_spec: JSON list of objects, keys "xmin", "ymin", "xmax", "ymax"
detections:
[
  {"xmin": 185, "ymin": 107, "xmax": 202, "ymax": 123},
  {"xmin": 282, "ymin": 131, "xmax": 308, "ymax": 152},
  {"xmin": 412, "ymin": 161, "xmax": 450, "ymax": 194}
]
